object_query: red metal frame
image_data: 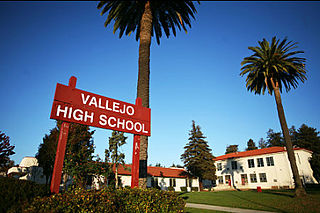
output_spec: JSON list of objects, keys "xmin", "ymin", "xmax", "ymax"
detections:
[
  {"xmin": 50, "ymin": 76, "xmax": 149, "ymax": 193},
  {"xmin": 50, "ymin": 77, "xmax": 76, "ymax": 194},
  {"xmin": 131, "ymin": 134, "xmax": 140, "ymax": 188}
]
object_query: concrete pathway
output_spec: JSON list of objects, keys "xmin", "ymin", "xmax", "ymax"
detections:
[{"xmin": 186, "ymin": 203, "xmax": 276, "ymax": 213}]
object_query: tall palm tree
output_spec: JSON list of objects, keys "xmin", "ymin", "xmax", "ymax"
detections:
[
  {"xmin": 97, "ymin": 1, "xmax": 198, "ymax": 188},
  {"xmin": 240, "ymin": 36, "xmax": 307, "ymax": 197}
]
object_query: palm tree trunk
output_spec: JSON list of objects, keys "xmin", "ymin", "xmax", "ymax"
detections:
[
  {"xmin": 270, "ymin": 78, "xmax": 306, "ymax": 197},
  {"xmin": 137, "ymin": 1, "xmax": 152, "ymax": 189}
]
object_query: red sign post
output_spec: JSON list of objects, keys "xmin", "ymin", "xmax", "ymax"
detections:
[{"xmin": 50, "ymin": 76, "xmax": 150, "ymax": 193}]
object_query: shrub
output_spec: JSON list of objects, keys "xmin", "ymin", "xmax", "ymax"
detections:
[
  {"xmin": 180, "ymin": 186, "xmax": 187, "ymax": 192},
  {"xmin": 191, "ymin": 187, "xmax": 199, "ymax": 192},
  {"xmin": 24, "ymin": 187, "xmax": 185, "ymax": 212},
  {"xmin": 0, "ymin": 177, "xmax": 50, "ymax": 213},
  {"xmin": 168, "ymin": 186, "xmax": 175, "ymax": 192}
]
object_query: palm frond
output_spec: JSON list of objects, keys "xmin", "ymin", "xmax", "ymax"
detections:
[
  {"xmin": 97, "ymin": 0, "xmax": 198, "ymax": 45},
  {"xmin": 240, "ymin": 36, "xmax": 307, "ymax": 95}
]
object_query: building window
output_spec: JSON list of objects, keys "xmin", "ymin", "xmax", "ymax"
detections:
[
  {"xmin": 151, "ymin": 177, "xmax": 158, "ymax": 187},
  {"xmin": 259, "ymin": 173, "xmax": 267, "ymax": 182},
  {"xmin": 186, "ymin": 178, "xmax": 192, "ymax": 187},
  {"xmin": 170, "ymin": 178, "xmax": 176, "ymax": 187},
  {"xmin": 250, "ymin": 174, "xmax": 257, "ymax": 183},
  {"xmin": 241, "ymin": 174, "xmax": 248, "ymax": 185},
  {"xmin": 218, "ymin": 176, "xmax": 223, "ymax": 184},
  {"xmin": 248, "ymin": 159, "xmax": 255, "ymax": 168},
  {"xmin": 257, "ymin": 158, "xmax": 264, "ymax": 167},
  {"xmin": 225, "ymin": 175, "xmax": 231, "ymax": 185},
  {"xmin": 231, "ymin": 161, "xmax": 237, "ymax": 170},
  {"xmin": 296, "ymin": 153, "xmax": 301, "ymax": 164},
  {"xmin": 266, "ymin": 157, "xmax": 274, "ymax": 166},
  {"xmin": 217, "ymin": 163, "xmax": 222, "ymax": 171}
]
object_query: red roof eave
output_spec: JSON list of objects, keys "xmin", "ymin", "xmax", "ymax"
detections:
[
  {"xmin": 214, "ymin": 147, "xmax": 311, "ymax": 161},
  {"xmin": 114, "ymin": 164, "xmax": 192, "ymax": 179}
]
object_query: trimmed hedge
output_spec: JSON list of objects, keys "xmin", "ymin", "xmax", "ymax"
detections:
[
  {"xmin": 23, "ymin": 187, "xmax": 185, "ymax": 212},
  {"xmin": 0, "ymin": 177, "xmax": 50, "ymax": 213}
]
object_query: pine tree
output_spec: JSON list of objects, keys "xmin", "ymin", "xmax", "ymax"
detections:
[
  {"xmin": 291, "ymin": 124, "xmax": 320, "ymax": 182},
  {"xmin": 105, "ymin": 131, "xmax": 127, "ymax": 188},
  {"xmin": 36, "ymin": 127, "xmax": 59, "ymax": 184},
  {"xmin": 181, "ymin": 121, "xmax": 216, "ymax": 190},
  {"xmin": 258, "ymin": 138, "xmax": 268, "ymax": 149},
  {"xmin": 225, "ymin": 145, "xmax": 239, "ymax": 154},
  {"xmin": 266, "ymin": 129, "xmax": 285, "ymax": 147},
  {"xmin": 245, "ymin": 139, "xmax": 258, "ymax": 151},
  {"xmin": 0, "ymin": 131, "xmax": 15, "ymax": 172}
]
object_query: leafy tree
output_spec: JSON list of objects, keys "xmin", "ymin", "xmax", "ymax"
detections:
[
  {"xmin": 63, "ymin": 122, "xmax": 99, "ymax": 188},
  {"xmin": 291, "ymin": 124, "xmax": 320, "ymax": 151},
  {"xmin": 240, "ymin": 36, "xmax": 307, "ymax": 197},
  {"xmin": 98, "ymin": 0, "xmax": 198, "ymax": 188},
  {"xmin": 0, "ymin": 159, "xmax": 14, "ymax": 177},
  {"xmin": 105, "ymin": 131, "xmax": 127, "ymax": 188},
  {"xmin": 291, "ymin": 124, "xmax": 320, "ymax": 182},
  {"xmin": 266, "ymin": 129, "xmax": 285, "ymax": 147},
  {"xmin": 155, "ymin": 163, "xmax": 161, "ymax": 167},
  {"xmin": 245, "ymin": 139, "xmax": 258, "ymax": 151},
  {"xmin": 310, "ymin": 154, "xmax": 320, "ymax": 183},
  {"xmin": 37, "ymin": 122, "xmax": 110, "ymax": 189},
  {"xmin": 0, "ymin": 131, "xmax": 15, "ymax": 174},
  {"xmin": 258, "ymin": 138, "xmax": 268, "ymax": 149},
  {"xmin": 36, "ymin": 127, "xmax": 59, "ymax": 184},
  {"xmin": 225, "ymin": 145, "xmax": 239, "ymax": 154},
  {"xmin": 181, "ymin": 121, "xmax": 216, "ymax": 190}
]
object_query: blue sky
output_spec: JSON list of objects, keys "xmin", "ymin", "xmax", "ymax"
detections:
[{"xmin": 1, "ymin": 1, "xmax": 319, "ymax": 167}]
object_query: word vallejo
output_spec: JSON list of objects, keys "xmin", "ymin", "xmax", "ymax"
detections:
[{"xmin": 54, "ymin": 93, "xmax": 149, "ymax": 135}]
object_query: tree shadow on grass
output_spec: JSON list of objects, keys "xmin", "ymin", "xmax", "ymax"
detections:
[
  {"xmin": 263, "ymin": 190, "xmax": 294, "ymax": 198},
  {"xmin": 178, "ymin": 191, "xmax": 190, "ymax": 199},
  {"xmin": 229, "ymin": 192, "xmax": 285, "ymax": 212}
]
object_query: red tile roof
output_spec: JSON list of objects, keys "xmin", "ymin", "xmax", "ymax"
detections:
[
  {"xmin": 114, "ymin": 164, "xmax": 190, "ymax": 178},
  {"xmin": 214, "ymin": 146, "xmax": 310, "ymax": 161}
]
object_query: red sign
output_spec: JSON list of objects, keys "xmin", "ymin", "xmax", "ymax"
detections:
[
  {"xmin": 50, "ymin": 80, "xmax": 151, "ymax": 136},
  {"xmin": 50, "ymin": 76, "xmax": 148, "ymax": 193}
]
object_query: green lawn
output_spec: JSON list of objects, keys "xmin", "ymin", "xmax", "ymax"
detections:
[{"xmin": 180, "ymin": 188, "xmax": 320, "ymax": 213}]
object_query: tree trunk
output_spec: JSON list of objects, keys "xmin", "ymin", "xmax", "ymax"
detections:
[
  {"xmin": 115, "ymin": 167, "xmax": 118, "ymax": 189},
  {"xmin": 199, "ymin": 178, "xmax": 203, "ymax": 191},
  {"xmin": 137, "ymin": 1, "xmax": 152, "ymax": 189},
  {"xmin": 270, "ymin": 78, "xmax": 306, "ymax": 197},
  {"xmin": 63, "ymin": 173, "xmax": 68, "ymax": 191}
]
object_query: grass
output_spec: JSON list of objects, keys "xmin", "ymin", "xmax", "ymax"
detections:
[{"xmin": 180, "ymin": 188, "xmax": 320, "ymax": 213}]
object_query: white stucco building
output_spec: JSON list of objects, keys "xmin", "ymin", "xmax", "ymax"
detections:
[
  {"xmin": 7, "ymin": 157, "xmax": 46, "ymax": 184},
  {"xmin": 214, "ymin": 147, "xmax": 317, "ymax": 190},
  {"xmin": 93, "ymin": 164, "xmax": 199, "ymax": 192},
  {"xmin": 7, "ymin": 157, "xmax": 199, "ymax": 192}
]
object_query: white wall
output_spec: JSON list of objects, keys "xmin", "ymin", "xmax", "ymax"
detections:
[
  {"xmin": 214, "ymin": 149, "xmax": 317, "ymax": 190},
  {"xmin": 7, "ymin": 157, "xmax": 47, "ymax": 184},
  {"xmin": 92, "ymin": 175, "xmax": 199, "ymax": 192}
]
